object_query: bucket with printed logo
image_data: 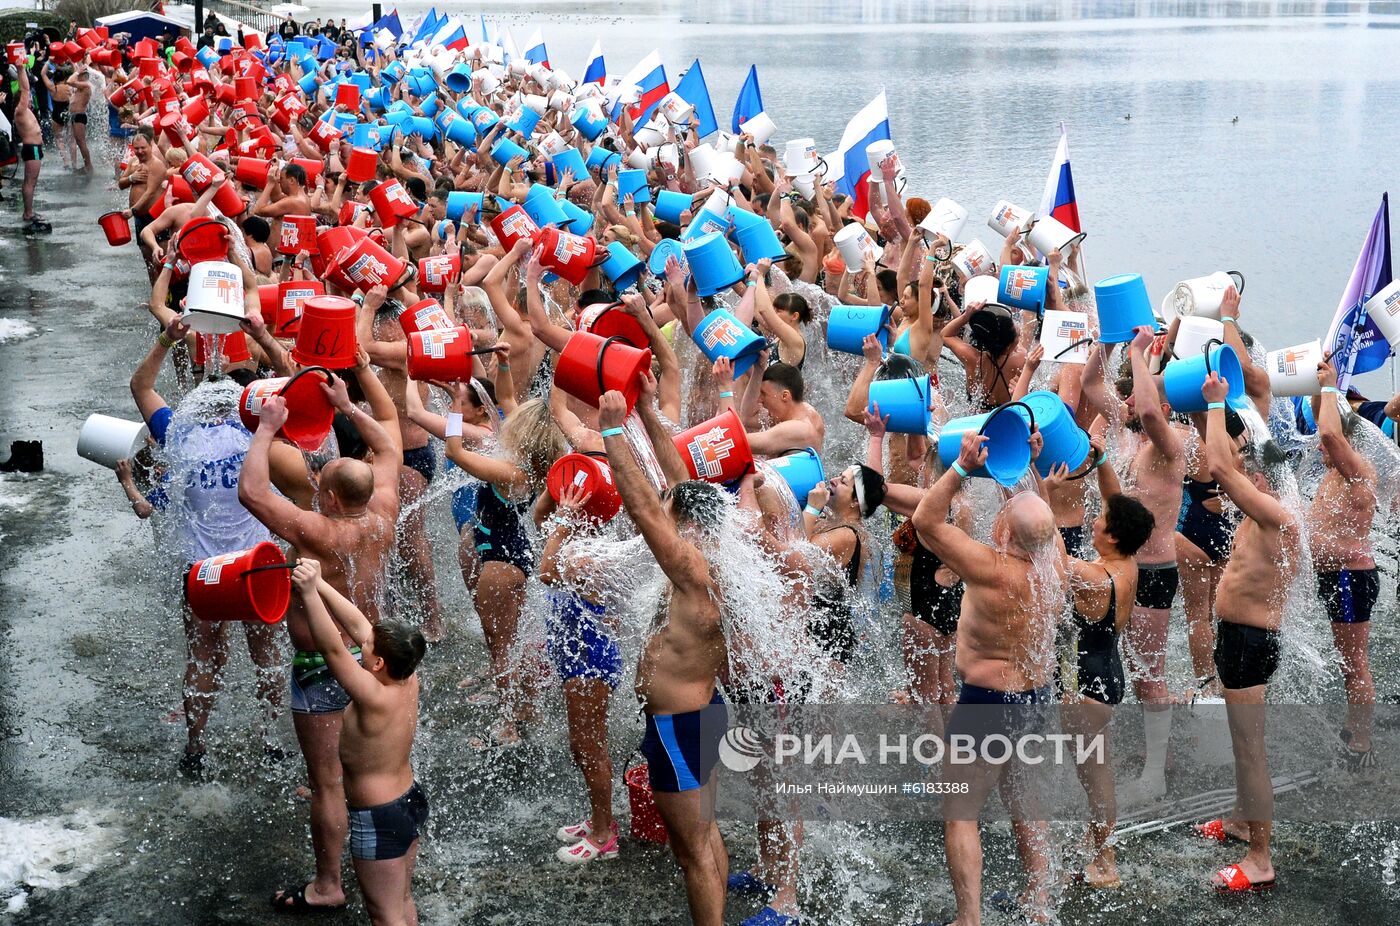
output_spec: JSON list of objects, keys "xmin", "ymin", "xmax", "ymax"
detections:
[
  {"xmin": 492, "ymin": 204, "xmax": 541, "ymax": 251},
  {"xmin": 274, "ymin": 279, "xmax": 324, "ymax": 337},
  {"xmin": 182, "ymin": 260, "xmax": 245, "ymax": 334},
  {"xmin": 278, "ymin": 214, "xmax": 319, "ymax": 255},
  {"xmin": 406, "ymin": 327, "xmax": 476, "ymax": 381},
  {"xmin": 185, "ymin": 541, "xmax": 292, "ymax": 623},
  {"xmin": 673, "ymin": 408, "xmax": 754, "ymax": 483},
  {"xmin": 547, "ymin": 451, "xmax": 622, "ymax": 522},
  {"xmin": 1265, "ymin": 339, "xmax": 1324, "ymax": 398},
  {"xmin": 418, "ymin": 253, "xmax": 461, "ymax": 294},
  {"xmin": 238, "ymin": 366, "xmax": 337, "ymax": 450},
  {"xmin": 997, "ymin": 264, "xmax": 1049, "ymax": 313},
  {"xmin": 536, "ymin": 226, "xmax": 601, "ymax": 286},
  {"xmin": 330, "ymin": 236, "xmax": 412, "ymax": 293},
  {"xmin": 398, "ymin": 298, "xmax": 455, "ymax": 336},
  {"xmin": 369, "ymin": 178, "xmax": 419, "ymax": 227},
  {"xmin": 693, "ymin": 307, "xmax": 764, "ymax": 377}
]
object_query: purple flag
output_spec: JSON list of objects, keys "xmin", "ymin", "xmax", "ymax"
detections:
[{"xmin": 1325, "ymin": 193, "xmax": 1392, "ymax": 391}]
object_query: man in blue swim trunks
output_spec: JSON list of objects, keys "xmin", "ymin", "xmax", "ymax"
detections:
[
  {"xmin": 599, "ymin": 389, "xmax": 732, "ymax": 926},
  {"xmin": 913, "ymin": 429, "xmax": 1065, "ymax": 926}
]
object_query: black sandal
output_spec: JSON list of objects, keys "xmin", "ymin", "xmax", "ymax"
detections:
[{"xmin": 269, "ymin": 883, "xmax": 346, "ymax": 914}]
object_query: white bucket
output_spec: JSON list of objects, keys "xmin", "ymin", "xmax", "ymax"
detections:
[
  {"xmin": 792, "ymin": 174, "xmax": 816, "ymax": 200},
  {"xmin": 183, "ymin": 260, "xmax": 246, "ymax": 334},
  {"xmin": 918, "ymin": 197, "xmax": 968, "ymax": 243},
  {"xmin": 740, "ymin": 111, "xmax": 776, "ymax": 145},
  {"xmin": 713, "ymin": 131, "xmax": 740, "ymax": 154},
  {"xmin": 865, "ymin": 138, "xmax": 896, "ymax": 173},
  {"xmin": 634, "ymin": 120, "xmax": 667, "ymax": 148},
  {"xmin": 574, "ymin": 82, "xmax": 606, "ymax": 103},
  {"xmin": 657, "ymin": 92, "xmax": 694, "ymax": 126},
  {"xmin": 526, "ymin": 64, "xmax": 549, "ymax": 86},
  {"xmin": 77, "ymin": 413, "xmax": 150, "ymax": 469},
  {"xmin": 522, "ymin": 93, "xmax": 548, "ymax": 115},
  {"xmin": 963, "ymin": 274, "xmax": 1000, "ymax": 308},
  {"xmin": 538, "ymin": 131, "xmax": 568, "ymax": 157},
  {"xmin": 627, "ymin": 147, "xmax": 656, "ymax": 169},
  {"xmin": 689, "ymin": 143, "xmax": 719, "ymax": 183},
  {"xmin": 950, "ymin": 239, "xmax": 994, "ymax": 280},
  {"xmin": 1027, "ymin": 213, "xmax": 1085, "ymax": 255},
  {"xmin": 833, "ymin": 223, "xmax": 876, "ymax": 272},
  {"xmin": 713, "ymin": 152, "xmax": 744, "ymax": 185},
  {"xmin": 1173, "ymin": 316, "xmax": 1225, "ymax": 364},
  {"xmin": 1362, "ymin": 279, "xmax": 1400, "ymax": 349},
  {"xmin": 473, "ymin": 70, "xmax": 500, "ymax": 95},
  {"xmin": 1040, "ymin": 310, "xmax": 1091, "ymax": 364},
  {"xmin": 783, "ymin": 137, "xmax": 821, "ymax": 176},
  {"xmin": 1165, "ymin": 271, "xmax": 1245, "ymax": 322},
  {"xmin": 547, "ymin": 90, "xmax": 572, "ymax": 112},
  {"xmin": 508, "ymin": 60, "xmax": 530, "ymax": 78},
  {"xmin": 546, "ymin": 69, "xmax": 573, "ymax": 93},
  {"xmin": 656, "ymin": 143, "xmax": 683, "ymax": 170},
  {"xmin": 1266, "ymin": 339, "xmax": 1324, "ymax": 397},
  {"xmin": 987, "ymin": 200, "xmax": 1033, "ymax": 238}
]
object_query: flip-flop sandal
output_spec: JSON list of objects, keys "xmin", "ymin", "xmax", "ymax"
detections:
[
  {"xmin": 269, "ymin": 883, "xmax": 346, "ymax": 914},
  {"xmin": 1213, "ymin": 864, "xmax": 1276, "ymax": 894},
  {"xmin": 1196, "ymin": 819, "xmax": 1248, "ymax": 844}
]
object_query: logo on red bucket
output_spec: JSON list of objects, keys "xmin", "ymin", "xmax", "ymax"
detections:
[
  {"xmin": 422, "ymin": 256, "xmax": 455, "ymax": 287},
  {"xmin": 346, "ymin": 253, "xmax": 389, "ymax": 284},
  {"xmin": 420, "ymin": 328, "xmax": 463, "ymax": 358},
  {"xmin": 686, "ymin": 426, "xmax": 737, "ymax": 480},
  {"xmin": 197, "ymin": 553, "xmax": 239, "ymax": 585}
]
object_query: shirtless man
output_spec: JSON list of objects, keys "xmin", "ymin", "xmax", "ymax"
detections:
[
  {"xmin": 734, "ymin": 360, "xmax": 825, "ymax": 455},
  {"xmin": 252, "ymin": 161, "xmax": 312, "ymax": 248},
  {"xmin": 356, "ymin": 284, "xmax": 447, "ymax": 642},
  {"xmin": 1310, "ymin": 360, "xmax": 1379, "ymax": 767},
  {"xmin": 65, "ymin": 61, "xmax": 92, "ymax": 172},
  {"xmin": 238, "ymin": 373, "xmax": 403, "ymax": 914},
  {"xmin": 292, "ymin": 559, "xmax": 427, "ymax": 926},
  {"xmin": 119, "ymin": 127, "xmax": 169, "ymax": 266},
  {"xmin": 599, "ymin": 388, "xmax": 731, "ymax": 926},
  {"xmin": 913, "ymin": 430, "xmax": 1064, "ymax": 926},
  {"xmin": 1110, "ymin": 327, "xmax": 1186, "ymax": 804},
  {"xmin": 1196, "ymin": 371, "xmax": 1301, "ymax": 894},
  {"xmin": 13, "ymin": 65, "xmax": 50, "ymax": 233}
]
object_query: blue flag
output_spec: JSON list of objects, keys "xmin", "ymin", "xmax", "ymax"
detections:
[
  {"xmin": 410, "ymin": 9, "xmax": 444, "ymax": 48},
  {"xmin": 732, "ymin": 65, "xmax": 763, "ymax": 134},
  {"xmin": 1325, "ymin": 193, "xmax": 1393, "ymax": 390},
  {"xmin": 364, "ymin": 9, "xmax": 402, "ymax": 40},
  {"xmin": 674, "ymin": 59, "xmax": 718, "ymax": 138}
]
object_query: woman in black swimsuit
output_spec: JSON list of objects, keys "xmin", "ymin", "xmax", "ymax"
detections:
[
  {"xmin": 1050, "ymin": 451, "xmax": 1155, "ymax": 890},
  {"xmin": 801, "ymin": 464, "xmax": 886, "ymax": 665}
]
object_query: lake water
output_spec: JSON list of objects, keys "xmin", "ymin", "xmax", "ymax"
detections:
[{"xmin": 3, "ymin": 2, "xmax": 1400, "ymax": 924}]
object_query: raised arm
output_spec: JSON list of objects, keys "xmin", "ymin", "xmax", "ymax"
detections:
[
  {"xmin": 291, "ymin": 560, "xmax": 382, "ymax": 704},
  {"xmin": 238, "ymin": 396, "xmax": 326, "ymax": 548},
  {"xmin": 130, "ymin": 316, "xmax": 186, "ymax": 424},
  {"xmin": 634, "ymin": 368, "xmax": 691, "ymax": 486},
  {"xmin": 1217, "ymin": 287, "xmax": 1271, "ymax": 415},
  {"xmin": 1314, "ymin": 359, "xmax": 1368, "ymax": 480},
  {"xmin": 1128, "ymin": 326, "xmax": 1182, "ymax": 460},
  {"xmin": 911, "ymin": 432, "xmax": 1002, "ymax": 585},
  {"xmin": 1201, "ymin": 372, "xmax": 1291, "ymax": 529}
]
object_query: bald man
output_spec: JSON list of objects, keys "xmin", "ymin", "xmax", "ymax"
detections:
[
  {"xmin": 913, "ymin": 430, "xmax": 1065, "ymax": 926},
  {"xmin": 239, "ymin": 371, "xmax": 403, "ymax": 914}
]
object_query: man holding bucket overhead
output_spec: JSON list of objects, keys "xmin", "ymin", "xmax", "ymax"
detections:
[
  {"xmin": 598, "ymin": 388, "xmax": 732, "ymax": 926},
  {"xmin": 238, "ymin": 369, "xmax": 405, "ymax": 914}
]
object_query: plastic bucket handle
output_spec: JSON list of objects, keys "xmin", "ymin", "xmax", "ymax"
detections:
[
  {"xmin": 1227, "ymin": 271, "xmax": 1245, "ymax": 295},
  {"xmin": 595, "ymin": 335, "xmax": 630, "ymax": 397},
  {"xmin": 980, "ymin": 400, "xmax": 1035, "ymax": 440},
  {"xmin": 240, "ymin": 558, "xmax": 298, "ymax": 579}
]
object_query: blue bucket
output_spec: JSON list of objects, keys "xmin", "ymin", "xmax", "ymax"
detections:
[
  {"xmin": 381, "ymin": 61, "xmax": 405, "ymax": 85},
  {"xmin": 523, "ymin": 184, "xmax": 569, "ymax": 227},
  {"xmin": 364, "ymin": 87, "xmax": 390, "ymax": 112},
  {"xmin": 507, "ymin": 107, "xmax": 541, "ymax": 137},
  {"xmin": 1094, "ymin": 273, "xmax": 1155, "ymax": 344},
  {"xmin": 445, "ymin": 191, "xmax": 484, "ymax": 222},
  {"xmin": 420, "ymin": 94, "xmax": 441, "ymax": 118},
  {"xmin": 1163, "ymin": 341, "xmax": 1245, "ymax": 413},
  {"xmin": 728, "ymin": 207, "xmax": 787, "ymax": 264},
  {"xmin": 654, "ymin": 189, "xmax": 691, "ymax": 225},
  {"xmin": 331, "ymin": 111, "xmax": 357, "ymax": 134},
  {"xmin": 1020, "ymin": 390, "xmax": 1090, "ymax": 477},
  {"xmin": 867, "ymin": 374, "xmax": 932, "ymax": 435},
  {"xmin": 471, "ymin": 109, "xmax": 499, "ymax": 134},
  {"xmin": 383, "ymin": 103, "xmax": 412, "ymax": 126},
  {"xmin": 434, "ymin": 220, "xmax": 455, "ymax": 241},
  {"xmin": 351, "ymin": 122, "xmax": 383, "ymax": 149},
  {"xmin": 550, "ymin": 147, "xmax": 588, "ymax": 183},
  {"xmin": 937, "ymin": 402, "xmax": 1034, "ymax": 486},
  {"xmin": 601, "ymin": 242, "xmax": 644, "ymax": 291},
  {"xmin": 297, "ymin": 70, "xmax": 319, "ymax": 96},
  {"xmin": 694, "ymin": 307, "xmax": 765, "ymax": 377},
  {"xmin": 616, "ymin": 169, "xmax": 652, "ymax": 205},
  {"xmin": 571, "ymin": 107, "xmax": 607, "ymax": 140},
  {"xmin": 439, "ymin": 111, "xmax": 476, "ymax": 147},
  {"xmin": 457, "ymin": 100, "xmax": 483, "ymax": 120},
  {"xmin": 348, "ymin": 71, "xmax": 372, "ymax": 93},
  {"xmin": 768, "ymin": 448, "xmax": 825, "ymax": 507},
  {"xmin": 827, "ymin": 304, "xmax": 893, "ymax": 356},
  {"xmin": 491, "ymin": 136, "xmax": 530, "ymax": 168},
  {"xmin": 998, "ymin": 265, "xmax": 1049, "ymax": 313},
  {"xmin": 684, "ymin": 233, "xmax": 746, "ymax": 298},
  {"xmin": 405, "ymin": 71, "xmax": 435, "ymax": 98},
  {"xmin": 558, "ymin": 199, "xmax": 594, "ymax": 236},
  {"xmin": 406, "ymin": 116, "xmax": 437, "ymax": 141},
  {"xmin": 683, "ymin": 206, "xmax": 730, "ymax": 242},
  {"xmin": 649, "ymin": 238, "xmax": 686, "ymax": 276},
  {"xmin": 196, "ymin": 46, "xmax": 219, "ymax": 69},
  {"xmin": 585, "ymin": 146, "xmax": 621, "ymax": 173},
  {"xmin": 444, "ymin": 63, "xmax": 473, "ymax": 93}
]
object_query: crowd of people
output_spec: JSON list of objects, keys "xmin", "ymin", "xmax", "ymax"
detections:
[{"xmin": 51, "ymin": 14, "xmax": 1400, "ymax": 926}]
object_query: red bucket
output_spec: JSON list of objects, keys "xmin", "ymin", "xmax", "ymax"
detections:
[
  {"xmin": 212, "ymin": 183, "xmax": 247, "ymax": 218},
  {"xmin": 547, "ymin": 452, "xmax": 622, "ymax": 523},
  {"xmin": 335, "ymin": 82, "xmax": 360, "ymax": 110},
  {"xmin": 536, "ymin": 226, "xmax": 599, "ymax": 286},
  {"xmin": 271, "ymin": 93, "xmax": 306, "ymax": 132},
  {"xmin": 193, "ymin": 330, "xmax": 252, "ymax": 366},
  {"xmin": 278, "ymin": 214, "xmax": 319, "ymax": 255},
  {"xmin": 346, "ymin": 146, "xmax": 379, "ymax": 183},
  {"xmin": 98, "ymin": 211, "xmax": 132, "ymax": 247},
  {"xmin": 235, "ymin": 156, "xmax": 271, "ymax": 187},
  {"xmin": 313, "ymin": 224, "xmax": 365, "ymax": 281},
  {"xmin": 418, "ymin": 253, "xmax": 460, "ymax": 294},
  {"xmin": 239, "ymin": 367, "xmax": 337, "ymax": 450},
  {"xmin": 398, "ymin": 298, "xmax": 455, "ymax": 336},
  {"xmin": 624, "ymin": 762, "xmax": 669, "ymax": 845},
  {"xmin": 176, "ymin": 217, "xmax": 230, "ymax": 263},
  {"xmin": 308, "ymin": 119, "xmax": 342, "ymax": 153},
  {"xmin": 492, "ymin": 205, "xmax": 540, "ymax": 251},
  {"xmin": 369, "ymin": 178, "xmax": 419, "ymax": 227},
  {"xmin": 170, "ymin": 51, "xmax": 191, "ymax": 72},
  {"xmin": 292, "ymin": 296, "xmax": 358, "ymax": 368},
  {"xmin": 185, "ymin": 541, "xmax": 292, "ymax": 623},
  {"xmin": 168, "ymin": 174, "xmax": 195, "ymax": 204},
  {"xmin": 553, "ymin": 331, "xmax": 652, "ymax": 411},
  {"xmin": 673, "ymin": 408, "xmax": 754, "ymax": 483},
  {"xmin": 181, "ymin": 152, "xmax": 224, "ymax": 193},
  {"xmin": 157, "ymin": 111, "xmax": 191, "ymax": 145},
  {"xmin": 331, "ymin": 236, "xmax": 411, "ymax": 293},
  {"xmin": 108, "ymin": 78, "xmax": 141, "ymax": 107},
  {"xmin": 182, "ymin": 95, "xmax": 210, "ymax": 125},
  {"xmin": 292, "ymin": 157, "xmax": 324, "ymax": 187},
  {"xmin": 137, "ymin": 56, "xmax": 161, "ymax": 79},
  {"xmin": 406, "ymin": 327, "xmax": 475, "ymax": 381},
  {"xmin": 579, "ymin": 301, "xmax": 648, "ymax": 348},
  {"xmin": 275, "ymin": 280, "xmax": 326, "ymax": 336},
  {"xmin": 258, "ymin": 283, "xmax": 279, "ymax": 318},
  {"xmin": 213, "ymin": 82, "xmax": 237, "ymax": 107}
]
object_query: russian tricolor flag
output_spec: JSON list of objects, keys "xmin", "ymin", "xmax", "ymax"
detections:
[
  {"xmin": 828, "ymin": 90, "xmax": 890, "ymax": 219},
  {"xmin": 1039, "ymin": 124, "xmax": 1080, "ymax": 232},
  {"xmin": 524, "ymin": 28, "xmax": 548, "ymax": 67},
  {"xmin": 611, "ymin": 49, "xmax": 668, "ymax": 124},
  {"xmin": 442, "ymin": 24, "xmax": 469, "ymax": 51},
  {"xmin": 582, "ymin": 40, "xmax": 605, "ymax": 85}
]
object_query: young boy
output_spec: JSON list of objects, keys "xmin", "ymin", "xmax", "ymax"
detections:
[{"xmin": 290, "ymin": 559, "xmax": 428, "ymax": 925}]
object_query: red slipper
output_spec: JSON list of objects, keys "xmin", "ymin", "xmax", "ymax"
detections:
[
  {"xmin": 1213, "ymin": 864, "xmax": 1276, "ymax": 894},
  {"xmin": 1196, "ymin": 819, "xmax": 1246, "ymax": 844}
]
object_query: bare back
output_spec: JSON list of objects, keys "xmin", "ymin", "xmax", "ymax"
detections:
[
  {"xmin": 285, "ymin": 511, "xmax": 396, "ymax": 651},
  {"xmin": 340, "ymin": 674, "xmax": 419, "ymax": 806}
]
